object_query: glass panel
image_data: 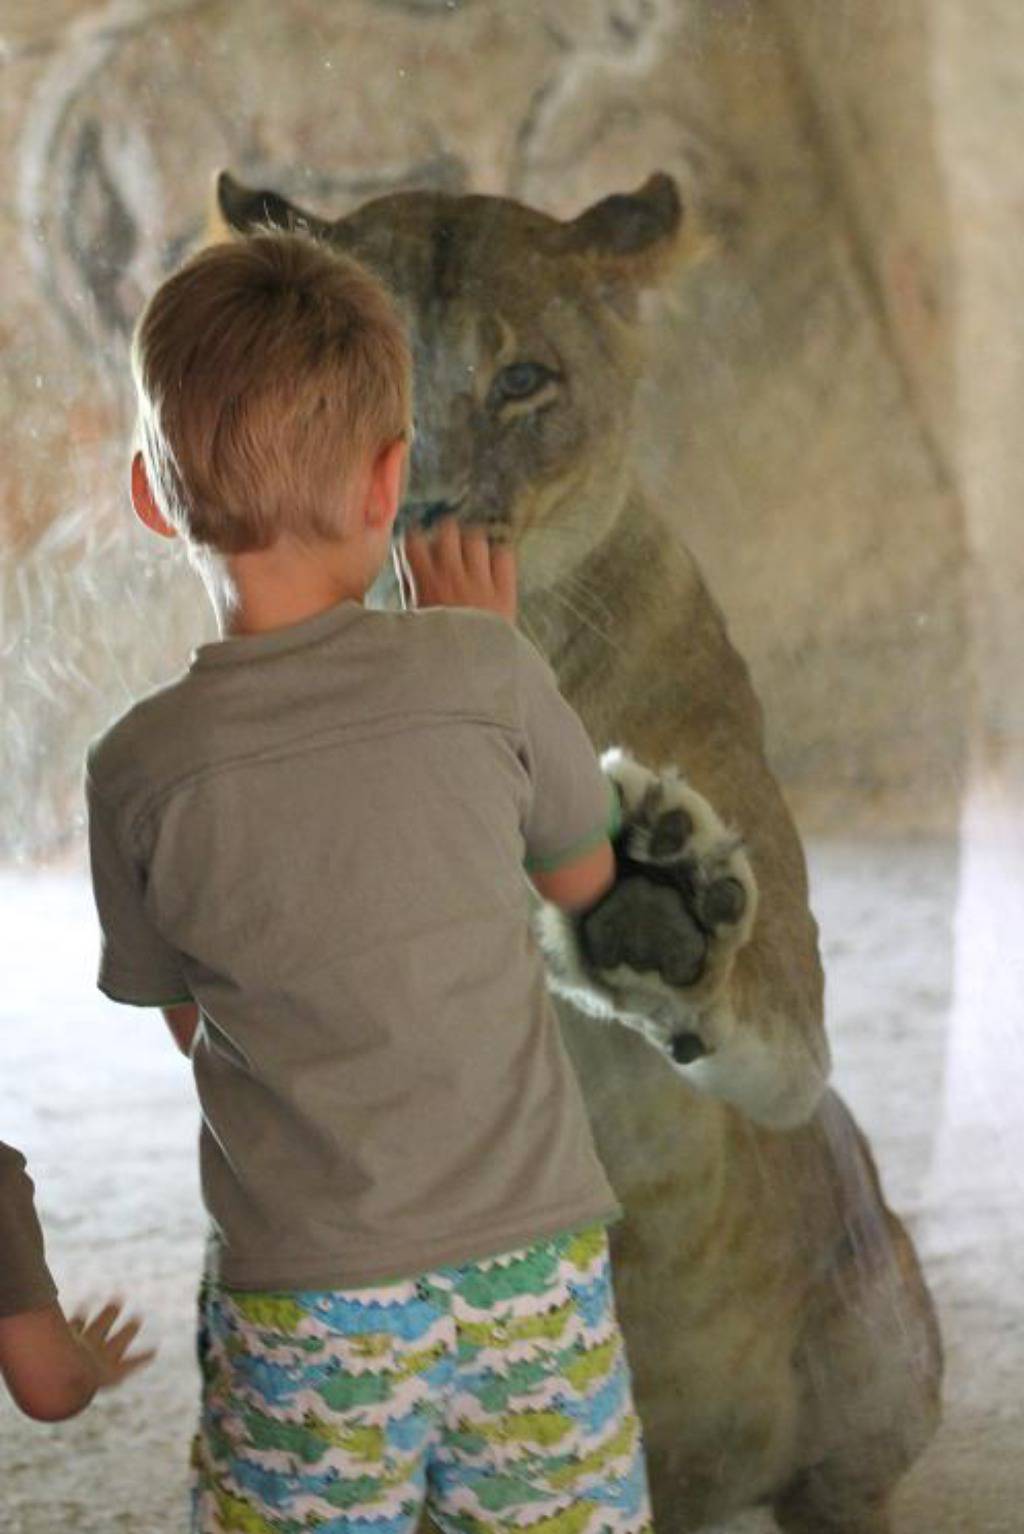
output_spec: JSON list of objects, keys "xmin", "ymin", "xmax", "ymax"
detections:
[{"xmin": 1, "ymin": 3, "xmax": 1020, "ymax": 1529}]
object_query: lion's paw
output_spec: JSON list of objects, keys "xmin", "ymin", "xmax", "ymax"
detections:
[{"xmin": 539, "ymin": 749, "xmax": 758, "ymax": 1065}]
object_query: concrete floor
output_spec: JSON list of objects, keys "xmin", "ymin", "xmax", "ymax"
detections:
[{"xmin": 1, "ymin": 835, "xmax": 1021, "ymax": 1532}]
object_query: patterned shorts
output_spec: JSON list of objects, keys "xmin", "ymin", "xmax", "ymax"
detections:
[{"xmin": 191, "ymin": 1225, "xmax": 653, "ymax": 1534}]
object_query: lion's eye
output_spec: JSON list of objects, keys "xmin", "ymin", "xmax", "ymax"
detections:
[{"xmin": 491, "ymin": 361, "xmax": 556, "ymax": 405}]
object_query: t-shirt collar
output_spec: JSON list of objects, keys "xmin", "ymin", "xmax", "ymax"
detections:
[{"xmin": 191, "ymin": 599, "xmax": 366, "ymax": 669}]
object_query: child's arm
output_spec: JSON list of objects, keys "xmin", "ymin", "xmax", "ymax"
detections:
[
  {"xmin": 162, "ymin": 1001, "xmax": 200, "ymax": 1056},
  {"xmin": 0, "ymin": 1298, "xmax": 154, "ymax": 1423},
  {"xmin": 86, "ymin": 770, "xmax": 198, "ymax": 1057},
  {"xmin": 1, "ymin": 1142, "xmax": 154, "ymax": 1421},
  {"xmin": 401, "ymin": 517, "xmax": 616, "ymax": 912}
]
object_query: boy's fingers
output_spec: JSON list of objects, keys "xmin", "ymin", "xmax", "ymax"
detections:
[
  {"xmin": 402, "ymin": 530, "xmax": 430, "ymax": 579},
  {"xmin": 490, "ymin": 540, "xmax": 515, "ymax": 584},
  {"xmin": 84, "ymin": 1300, "xmax": 123, "ymax": 1341},
  {"xmin": 118, "ymin": 1348, "xmax": 157, "ymax": 1378},
  {"xmin": 490, "ymin": 541, "xmax": 518, "ymax": 614},
  {"xmin": 106, "ymin": 1316, "xmax": 143, "ymax": 1359},
  {"xmin": 433, "ymin": 515, "xmax": 464, "ymax": 574},
  {"xmin": 104, "ymin": 1347, "xmax": 157, "ymax": 1388},
  {"xmin": 462, "ymin": 527, "xmax": 491, "ymax": 584}
]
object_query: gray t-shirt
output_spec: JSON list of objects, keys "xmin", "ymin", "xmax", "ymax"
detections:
[
  {"xmin": 0, "ymin": 1140, "xmax": 58, "ymax": 1318},
  {"xmin": 87, "ymin": 602, "xmax": 619, "ymax": 1289}
]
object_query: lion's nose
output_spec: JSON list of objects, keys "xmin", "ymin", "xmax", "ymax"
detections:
[{"xmin": 395, "ymin": 500, "xmax": 459, "ymax": 534}]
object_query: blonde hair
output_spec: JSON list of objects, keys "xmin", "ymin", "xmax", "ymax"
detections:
[{"xmin": 131, "ymin": 232, "xmax": 412, "ymax": 553}]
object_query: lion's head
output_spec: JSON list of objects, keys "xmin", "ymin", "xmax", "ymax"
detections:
[{"xmin": 214, "ymin": 170, "xmax": 690, "ymax": 596}]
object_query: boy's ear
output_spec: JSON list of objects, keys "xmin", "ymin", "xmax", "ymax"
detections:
[
  {"xmin": 131, "ymin": 453, "xmax": 177, "ymax": 539},
  {"xmin": 365, "ymin": 438, "xmax": 408, "ymax": 532}
]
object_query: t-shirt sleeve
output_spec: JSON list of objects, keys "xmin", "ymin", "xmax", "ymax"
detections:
[
  {"xmin": 86, "ymin": 773, "xmax": 191, "ymax": 1008},
  {"xmin": 0, "ymin": 1142, "xmax": 58, "ymax": 1318},
  {"xmin": 514, "ymin": 633, "xmax": 620, "ymax": 873}
]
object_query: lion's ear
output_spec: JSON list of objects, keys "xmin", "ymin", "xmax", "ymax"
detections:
[
  {"xmin": 558, "ymin": 173, "xmax": 705, "ymax": 305},
  {"xmin": 209, "ymin": 170, "xmax": 332, "ymax": 242}
]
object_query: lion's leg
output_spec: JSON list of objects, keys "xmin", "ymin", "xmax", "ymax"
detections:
[
  {"xmin": 772, "ymin": 1475, "xmax": 893, "ymax": 1534},
  {"xmin": 776, "ymin": 1280, "xmax": 940, "ymax": 1534},
  {"xmin": 770, "ymin": 1105, "xmax": 942, "ymax": 1534}
]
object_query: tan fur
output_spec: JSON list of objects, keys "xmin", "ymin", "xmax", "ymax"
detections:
[{"xmin": 212, "ymin": 170, "xmax": 942, "ymax": 1532}]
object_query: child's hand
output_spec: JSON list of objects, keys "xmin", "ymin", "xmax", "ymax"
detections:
[
  {"xmin": 0, "ymin": 1296, "xmax": 155, "ymax": 1420},
  {"xmin": 69, "ymin": 1298, "xmax": 155, "ymax": 1393},
  {"xmin": 398, "ymin": 518, "xmax": 517, "ymax": 623}
]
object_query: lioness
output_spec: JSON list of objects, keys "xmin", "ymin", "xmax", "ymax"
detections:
[{"xmin": 212, "ymin": 169, "xmax": 941, "ymax": 1534}]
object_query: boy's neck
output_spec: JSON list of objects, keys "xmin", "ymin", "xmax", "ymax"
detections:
[{"xmin": 214, "ymin": 538, "xmax": 375, "ymax": 637}]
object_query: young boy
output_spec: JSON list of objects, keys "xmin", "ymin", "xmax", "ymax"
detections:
[
  {"xmin": 87, "ymin": 231, "xmax": 653, "ymax": 1533},
  {"xmin": 0, "ymin": 1139, "xmax": 153, "ymax": 1419}
]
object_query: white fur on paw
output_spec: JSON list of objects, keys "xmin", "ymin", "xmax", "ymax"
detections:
[{"xmin": 600, "ymin": 746, "xmax": 659, "ymax": 819}]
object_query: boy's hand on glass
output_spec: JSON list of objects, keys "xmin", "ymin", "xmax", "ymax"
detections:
[
  {"xmin": 69, "ymin": 1299, "xmax": 155, "ymax": 1392},
  {"xmin": 398, "ymin": 517, "xmax": 517, "ymax": 623}
]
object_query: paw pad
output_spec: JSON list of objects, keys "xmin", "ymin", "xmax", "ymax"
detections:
[
  {"xmin": 649, "ymin": 807, "xmax": 693, "ymax": 860},
  {"xmin": 699, "ymin": 876, "xmax": 747, "ymax": 928},
  {"xmin": 581, "ymin": 880, "xmax": 706, "ymax": 987}
]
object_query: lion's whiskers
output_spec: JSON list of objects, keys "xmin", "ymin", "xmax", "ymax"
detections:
[{"xmin": 546, "ymin": 585, "xmax": 621, "ymax": 652}]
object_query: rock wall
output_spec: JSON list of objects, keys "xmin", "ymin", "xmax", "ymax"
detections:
[
  {"xmin": 0, "ymin": 0, "xmax": 987, "ymax": 859},
  {"xmin": 771, "ymin": 0, "xmax": 1024, "ymax": 810},
  {"xmin": 932, "ymin": 0, "xmax": 1024, "ymax": 783}
]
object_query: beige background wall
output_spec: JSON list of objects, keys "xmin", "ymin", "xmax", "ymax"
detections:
[
  {"xmin": 774, "ymin": 0, "xmax": 1022, "ymax": 787},
  {"xmin": 3, "ymin": 0, "xmax": 1016, "ymax": 861}
]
